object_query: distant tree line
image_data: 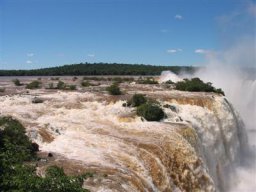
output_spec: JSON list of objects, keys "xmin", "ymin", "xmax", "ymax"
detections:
[{"xmin": 0, "ymin": 63, "xmax": 197, "ymax": 76}]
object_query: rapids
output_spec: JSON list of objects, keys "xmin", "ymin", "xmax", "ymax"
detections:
[{"xmin": 0, "ymin": 88, "xmax": 248, "ymax": 192}]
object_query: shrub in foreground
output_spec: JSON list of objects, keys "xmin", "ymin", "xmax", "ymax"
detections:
[
  {"xmin": 106, "ymin": 83, "xmax": 121, "ymax": 95},
  {"xmin": 137, "ymin": 103, "xmax": 165, "ymax": 121},
  {"xmin": 0, "ymin": 116, "xmax": 91, "ymax": 192}
]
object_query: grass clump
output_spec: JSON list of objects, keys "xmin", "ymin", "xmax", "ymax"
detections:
[
  {"xmin": 55, "ymin": 81, "xmax": 76, "ymax": 90},
  {"xmin": 12, "ymin": 79, "xmax": 23, "ymax": 86},
  {"xmin": 69, "ymin": 85, "xmax": 77, "ymax": 90},
  {"xmin": 48, "ymin": 82, "xmax": 54, "ymax": 89},
  {"xmin": 106, "ymin": 83, "xmax": 121, "ymax": 95},
  {"xmin": 26, "ymin": 80, "xmax": 41, "ymax": 89},
  {"xmin": 137, "ymin": 103, "xmax": 165, "ymax": 121},
  {"xmin": 81, "ymin": 81, "xmax": 91, "ymax": 87},
  {"xmin": 47, "ymin": 81, "xmax": 76, "ymax": 90},
  {"xmin": 81, "ymin": 81, "xmax": 99, "ymax": 87},
  {"xmin": 81, "ymin": 80, "xmax": 95, "ymax": 87},
  {"xmin": 57, "ymin": 81, "xmax": 66, "ymax": 89}
]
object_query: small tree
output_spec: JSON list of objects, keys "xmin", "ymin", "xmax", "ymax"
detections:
[
  {"xmin": 137, "ymin": 103, "xmax": 165, "ymax": 121},
  {"xmin": 106, "ymin": 83, "xmax": 121, "ymax": 95}
]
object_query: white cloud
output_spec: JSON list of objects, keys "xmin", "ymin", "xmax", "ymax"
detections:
[
  {"xmin": 175, "ymin": 14, "xmax": 183, "ymax": 20},
  {"xmin": 167, "ymin": 49, "xmax": 183, "ymax": 54},
  {"xmin": 194, "ymin": 49, "xmax": 208, "ymax": 54},
  {"xmin": 167, "ymin": 49, "xmax": 177, "ymax": 53},
  {"xmin": 26, "ymin": 60, "xmax": 33, "ymax": 64},
  {"xmin": 27, "ymin": 53, "xmax": 34, "ymax": 57},
  {"xmin": 87, "ymin": 54, "xmax": 95, "ymax": 58}
]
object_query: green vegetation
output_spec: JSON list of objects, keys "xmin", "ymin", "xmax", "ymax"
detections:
[
  {"xmin": 69, "ymin": 85, "xmax": 77, "ymax": 90},
  {"xmin": 137, "ymin": 77, "xmax": 158, "ymax": 84},
  {"xmin": 165, "ymin": 80, "xmax": 175, "ymax": 84},
  {"xmin": 0, "ymin": 63, "xmax": 196, "ymax": 76},
  {"xmin": 81, "ymin": 80, "xmax": 99, "ymax": 87},
  {"xmin": 57, "ymin": 80, "xmax": 66, "ymax": 89},
  {"xmin": 0, "ymin": 116, "xmax": 91, "ymax": 192},
  {"xmin": 50, "ymin": 77, "xmax": 60, "ymax": 81},
  {"xmin": 175, "ymin": 78, "xmax": 225, "ymax": 95},
  {"xmin": 26, "ymin": 80, "xmax": 41, "ymax": 89},
  {"xmin": 47, "ymin": 81, "xmax": 76, "ymax": 90},
  {"xmin": 124, "ymin": 94, "xmax": 165, "ymax": 121},
  {"xmin": 48, "ymin": 82, "xmax": 54, "ymax": 89},
  {"xmin": 81, "ymin": 81, "xmax": 91, "ymax": 87},
  {"xmin": 83, "ymin": 76, "xmax": 135, "ymax": 83},
  {"xmin": 106, "ymin": 83, "xmax": 122, "ymax": 95},
  {"xmin": 127, "ymin": 94, "xmax": 147, "ymax": 107},
  {"xmin": 12, "ymin": 78, "xmax": 23, "ymax": 86},
  {"xmin": 137, "ymin": 103, "xmax": 165, "ymax": 121}
]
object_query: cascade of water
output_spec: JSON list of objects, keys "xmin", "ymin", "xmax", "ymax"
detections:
[{"xmin": 194, "ymin": 68, "xmax": 256, "ymax": 192}]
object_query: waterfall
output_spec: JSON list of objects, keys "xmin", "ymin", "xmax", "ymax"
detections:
[
  {"xmin": 0, "ymin": 74, "xmax": 254, "ymax": 191},
  {"xmin": 194, "ymin": 67, "xmax": 256, "ymax": 192}
]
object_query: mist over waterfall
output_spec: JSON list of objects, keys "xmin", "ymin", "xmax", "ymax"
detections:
[{"xmin": 194, "ymin": 66, "xmax": 256, "ymax": 192}]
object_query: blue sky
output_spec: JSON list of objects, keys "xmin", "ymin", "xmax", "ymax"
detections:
[{"xmin": 0, "ymin": 0, "xmax": 255, "ymax": 69}]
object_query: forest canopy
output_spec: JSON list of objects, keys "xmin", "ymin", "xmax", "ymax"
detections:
[{"xmin": 0, "ymin": 63, "xmax": 197, "ymax": 76}]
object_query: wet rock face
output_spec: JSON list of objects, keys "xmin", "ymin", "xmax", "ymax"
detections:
[{"xmin": 0, "ymin": 89, "xmax": 248, "ymax": 192}]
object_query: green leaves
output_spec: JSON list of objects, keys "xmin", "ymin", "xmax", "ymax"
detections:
[
  {"xmin": 0, "ymin": 116, "xmax": 91, "ymax": 192},
  {"xmin": 175, "ymin": 77, "xmax": 225, "ymax": 95},
  {"xmin": 137, "ymin": 103, "xmax": 165, "ymax": 121},
  {"xmin": 127, "ymin": 94, "xmax": 147, "ymax": 107},
  {"xmin": 106, "ymin": 83, "xmax": 122, "ymax": 95},
  {"xmin": 0, "ymin": 63, "xmax": 196, "ymax": 76},
  {"xmin": 26, "ymin": 80, "xmax": 41, "ymax": 89}
]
